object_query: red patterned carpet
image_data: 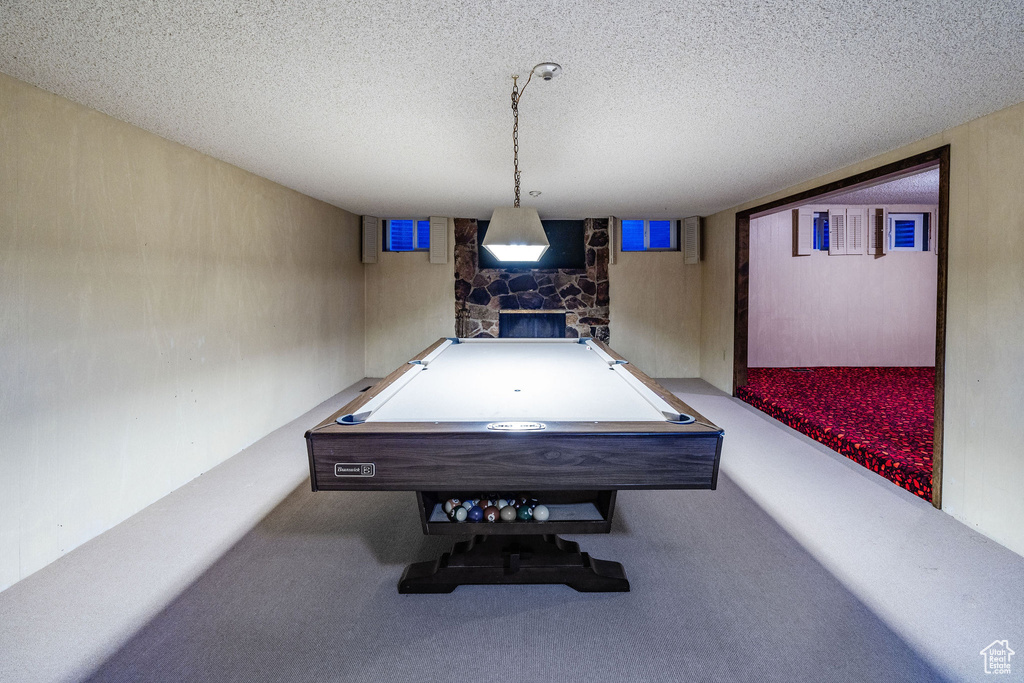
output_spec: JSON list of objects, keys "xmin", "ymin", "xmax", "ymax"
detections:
[{"xmin": 737, "ymin": 367, "xmax": 934, "ymax": 501}]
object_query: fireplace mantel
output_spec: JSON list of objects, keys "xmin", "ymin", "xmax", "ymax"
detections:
[{"xmin": 500, "ymin": 309, "xmax": 567, "ymax": 314}]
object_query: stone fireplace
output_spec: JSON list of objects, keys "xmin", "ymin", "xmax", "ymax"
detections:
[{"xmin": 454, "ymin": 218, "xmax": 610, "ymax": 341}]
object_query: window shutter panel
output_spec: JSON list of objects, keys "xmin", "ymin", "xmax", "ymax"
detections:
[
  {"xmin": 846, "ymin": 208, "xmax": 864, "ymax": 254},
  {"xmin": 428, "ymin": 216, "xmax": 448, "ymax": 264},
  {"xmin": 868, "ymin": 208, "xmax": 885, "ymax": 256},
  {"xmin": 683, "ymin": 216, "xmax": 701, "ymax": 264},
  {"xmin": 828, "ymin": 209, "xmax": 845, "ymax": 255},
  {"xmin": 361, "ymin": 216, "xmax": 379, "ymax": 264},
  {"xmin": 793, "ymin": 209, "xmax": 812, "ymax": 256},
  {"xmin": 608, "ymin": 217, "xmax": 618, "ymax": 264}
]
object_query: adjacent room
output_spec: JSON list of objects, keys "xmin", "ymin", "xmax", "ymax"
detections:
[
  {"xmin": 2, "ymin": 2, "xmax": 1023, "ymax": 682},
  {"xmin": 740, "ymin": 168, "xmax": 941, "ymax": 501}
]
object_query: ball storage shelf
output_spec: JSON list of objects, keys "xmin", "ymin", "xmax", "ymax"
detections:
[{"xmin": 418, "ymin": 490, "xmax": 615, "ymax": 536}]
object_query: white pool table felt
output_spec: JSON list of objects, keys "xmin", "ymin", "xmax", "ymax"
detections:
[{"xmin": 366, "ymin": 339, "xmax": 670, "ymax": 423}]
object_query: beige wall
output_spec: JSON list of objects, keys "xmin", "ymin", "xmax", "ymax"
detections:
[
  {"xmin": 610, "ymin": 247, "xmax": 702, "ymax": 377},
  {"xmin": 699, "ymin": 211, "xmax": 736, "ymax": 390},
  {"xmin": 749, "ymin": 205, "xmax": 938, "ymax": 367},
  {"xmin": 700, "ymin": 100, "xmax": 1024, "ymax": 557},
  {"xmin": 363, "ymin": 216, "xmax": 705, "ymax": 379},
  {"xmin": 364, "ymin": 219, "xmax": 455, "ymax": 376},
  {"xmin": 363, "ymin": 217, "xmax": 704, "ymax": 379},
  {"xmin": 0, "ymin": 73, "xmax": 365, "ymax": 590}
]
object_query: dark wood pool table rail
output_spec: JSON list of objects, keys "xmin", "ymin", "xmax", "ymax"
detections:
[
  {"xmin": 306, "ymin": 338, "xmax": 724, "ymax": 494},
  {"xmin": 308, "ymin": 428, "xmax": 722, "ymax": 491}
]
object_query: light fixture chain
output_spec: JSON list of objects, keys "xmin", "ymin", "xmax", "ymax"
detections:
[{"xmin": 511, "ymin": 76, "xmax": 520, "ymax": 207}]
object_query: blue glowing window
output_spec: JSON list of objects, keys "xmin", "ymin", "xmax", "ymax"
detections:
[
  {"xmin": 621, "ymin": 220, "xmax": 646, "ymax": 251},
  {"xmin": 649, "ymin": 220, "xmax": 673, "ymax": 249},
  {"xmin": 385, "ymin": 219, "xmax": 430, "ymax": 251},
  {"xmin": 813, "ymin": 212, "xmax": 829, "ymax": 251},
  {"xmin": 620, "ymin": 219, "xmax": 678, "ymax": 251},
  {"xmin": 416, "ymin": 220, "xmax": 430, "ymax": 250},
  {"xmin": 887, "ymin": 213, "xmax": 927, "ymax": 251},
  {"xmin": 893, "ymin": 220, "xmax": 916, "ymax": 248}
]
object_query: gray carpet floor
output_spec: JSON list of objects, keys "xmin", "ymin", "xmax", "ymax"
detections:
[{"xmin": 1, "ymin": 379, "xmax": 1022, "ymax": 682}]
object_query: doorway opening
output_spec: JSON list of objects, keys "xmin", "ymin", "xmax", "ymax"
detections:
[{"xmin": 733, "ymin": 146, "xmax": 949, "ymax": 508}]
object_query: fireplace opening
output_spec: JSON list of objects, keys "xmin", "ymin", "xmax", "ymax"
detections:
[{"xmin": 499, "ymin": 310, "xmax": 567, "ymax": 338}]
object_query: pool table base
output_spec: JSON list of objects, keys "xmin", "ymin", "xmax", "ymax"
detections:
[{"xmin": 398, "ymin": 534, "xmax": 630, "ymax": 593}]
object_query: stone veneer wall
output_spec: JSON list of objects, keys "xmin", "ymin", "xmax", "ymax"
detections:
[{"xmin": 454, "ymin": 218, "xmax": 610, "ymax": 341}]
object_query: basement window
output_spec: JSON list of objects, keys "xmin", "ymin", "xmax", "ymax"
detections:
[
  {"xmin": 384, "ymin": 219, "xmax": 430, "ymax": 251},
  {"xmin": 888, "ymin": 213, "xmax": 929, "ymax": 251},
  {"xmin": 621, "ymin": 219, "xmax": 679, "ymax": 251},
  {"xmin": 813, "ymin": 212, "xmax": 829, "ymax": 251}
]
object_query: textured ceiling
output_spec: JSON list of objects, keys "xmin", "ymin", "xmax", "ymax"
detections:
[
  {"xmin": 828, "ymin": 168, "xmax": 940, "ymax": 206},
  {"xmin": 1, "ymin": 1, "xmax": 1022, "ymax": 220}
]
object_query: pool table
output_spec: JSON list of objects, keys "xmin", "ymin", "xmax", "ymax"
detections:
[{"xmin": 306, "ymin": 337, "xmax": 724, "ymax": 592}]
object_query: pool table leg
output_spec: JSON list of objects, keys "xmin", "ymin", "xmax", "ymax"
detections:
[{"xmin": 398, "ymin": 534, "xmax": 630, "ymax": 593}]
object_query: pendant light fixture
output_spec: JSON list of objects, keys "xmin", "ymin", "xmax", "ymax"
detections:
[{"xmin": 482, "ymin": 62, "xmax": 562, "ymax": 262}]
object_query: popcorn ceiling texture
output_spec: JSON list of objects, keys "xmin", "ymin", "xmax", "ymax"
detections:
[
  {"xmin": 1, "ymin": 2, "xmax": 1022, "ymax": 219},
  {"xmin": 825, "ymin": 168, "xmax": 940, "ymax": 206}
]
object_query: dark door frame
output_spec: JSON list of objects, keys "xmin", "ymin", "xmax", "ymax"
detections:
[{"xmin": 732, "ymin": 145, "xmax": 950, "ymax": 509}]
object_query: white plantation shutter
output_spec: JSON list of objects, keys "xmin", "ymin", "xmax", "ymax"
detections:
[
  {"xmin": 846, "ymin": 207, "xmax": 865, "ymax": 254},
  {"xmin": 608, "ymin": 216, "xmax": 618, "ymax": 264},
  {"xmin": 868, "ymin": 208, "xmax": 885, "ymax": 256},
  {"xmin": 793, "ymin": 208, "xmax": 812, "ymax": 256},
  {"xmin": 428, "ymin": 216, "xmax": 448, "ymax": 264},
  {"xmin": 683, "ymin": 216, "xmax": 701, "ymax": 264},
  {"xmin": 825, "ymin": 207, "xmax": 867, "ymax": 255},
  {"xmin": 362, "ymin": 215, "xmax": 379, "ymax": 264},
  {"xmin": 829, "ymin": 209, "xmax": 845, "ymax": 255}
]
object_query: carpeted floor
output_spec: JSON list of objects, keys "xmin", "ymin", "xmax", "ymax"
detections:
[
  {"xmin": 737, "ymin": 367, "xmax": 934, "ymax": 500},
  {"xmin": 78, "ymin": 483, "xmax": 945, "ymax": 683},
  {"xmin": 2, "ymin": 379, "xmax": 1022, "ymax": 682}
]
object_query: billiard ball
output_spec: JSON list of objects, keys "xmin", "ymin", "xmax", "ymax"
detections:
[
  {"xmin": 462, "ymin": 500, "xmax": 475, "ymax": 510},
  {"xmin": 483, "ymin": 506, "xmax": 500, "ymax": 522},
  {"xmin": 467, "ymin": 505, "xmax": 483, "ymax": 521},
  {"xmin": 532, "ymin": 504, "xmax": 550, "ymax": 522},
  {"xmin": 497, "ymin": 499, "xmax": 509, "ymax": 509},
  {"xmin": 444, "ymin": 498, "xmax": 461, "ymax": 514},
  {"xmin": 516, "ymin": 506, "xmax": 532, "ymax": 521},
  {"xmin": 499, "ymin": 505, "xmax": 517, "ymax": 521},
  {"xmin": 450, "ymin": 506, "xmax": 468, "ymax": 522}
]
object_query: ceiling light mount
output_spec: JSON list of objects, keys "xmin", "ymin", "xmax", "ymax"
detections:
[
  {"xmin": 482, "ymin": 61, "xmax": 562, "ymax": 262},
  {"xmin": 532, "ymin": 62, "xmax": 562, "ymax": 81}
]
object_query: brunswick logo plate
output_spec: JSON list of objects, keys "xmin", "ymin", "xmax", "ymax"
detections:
[
  {"xmin": 334, "ymin": 463, "xmax": 375, "ymax": 477},
  {"xmin": 486, "ymin": 422, "xmax": 546, "ymax": 431}
]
